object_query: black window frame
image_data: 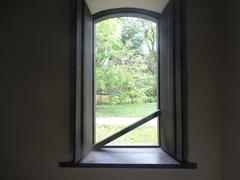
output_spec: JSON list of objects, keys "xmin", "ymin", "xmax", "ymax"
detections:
[{"xmin": 60, "ymin": 0, "xmax": 197, "ymax": 169}]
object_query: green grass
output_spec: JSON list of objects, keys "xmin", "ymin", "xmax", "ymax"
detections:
[
  {"xmin": 96, "ymin": 102, "xmax": 157, "ymax": 117},
  {"xmin": 96, "ymin": 102, "xmax": 158, "ymax": 144},
  {"xmin": 96, "ymin": 124, "xmax": 158, "ymax": 145}
]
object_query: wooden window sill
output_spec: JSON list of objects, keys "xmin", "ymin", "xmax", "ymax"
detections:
[{"xmin": 60, "ymin": 147, "xmax": 197, "ymax": 169}]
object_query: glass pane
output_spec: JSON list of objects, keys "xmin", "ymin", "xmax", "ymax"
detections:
[{"xmin": 95, "ymin": 17, "xmax": 158, "ymax": 145}]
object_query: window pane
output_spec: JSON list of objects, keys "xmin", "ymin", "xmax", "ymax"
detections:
[{"xmin": 95, "ymin": 17, "xmax": 158, "ymax": 145}]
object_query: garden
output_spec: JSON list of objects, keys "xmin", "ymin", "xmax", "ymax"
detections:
[{"xmin": 95, "ymin": 17, "xmax": 158, "ymax": 145}]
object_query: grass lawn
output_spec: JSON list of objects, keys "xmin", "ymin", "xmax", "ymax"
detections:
[
  {"xmin": 96, "ymin": 102, "xmax": 158, "ymax": 145},
  {"xmin": 96, "ymin": 102, "xmax": 157, "ymax": 117},
  {"xmin": 96, "ymin": 124, "xmax": 158, "ymax": 145}
]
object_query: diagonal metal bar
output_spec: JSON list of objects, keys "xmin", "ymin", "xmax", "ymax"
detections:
[{"xmin": 93, "ymin": 110, "xmax": 160, "ymax": 149}]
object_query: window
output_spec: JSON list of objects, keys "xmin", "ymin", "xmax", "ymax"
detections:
[
  {"xmin": 95, "ymin": 17, "xmax": 159, "ymax": 146},
  {"xmin": 60, "ymin": 0, "xmax": 196, "ymax": 168}
]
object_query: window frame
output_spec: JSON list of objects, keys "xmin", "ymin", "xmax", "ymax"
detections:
[
  {"xmin": 60, "ymin": 0, "xmax": 197, "ymax": 169},
  {"xmin": 93, "ymin": 10, "xmax": 161, "ymax": 148}
]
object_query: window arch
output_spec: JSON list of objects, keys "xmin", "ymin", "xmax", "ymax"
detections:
[{"xmin": 93, "ymin": 8, "xmax": 160, "ymax": 22}]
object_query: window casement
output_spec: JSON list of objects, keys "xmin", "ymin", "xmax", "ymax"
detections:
[{"xmin": 60, "ymin": 0, "xmax": 196, "ymax": 168}]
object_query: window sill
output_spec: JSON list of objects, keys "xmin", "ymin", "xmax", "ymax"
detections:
[{"xmin": 60, "ymin": 147, "xmax": 197, "ymax": 169}]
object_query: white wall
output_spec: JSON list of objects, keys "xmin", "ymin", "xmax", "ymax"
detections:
[
  {"xmin": 85, "ymin": 0, "xmax": 169, "ymax": 14},
  {"xmin": 0, "ymin": 0, "xmax": 224, "ymax": 180}
]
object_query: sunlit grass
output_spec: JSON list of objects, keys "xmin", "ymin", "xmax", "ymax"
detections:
[
  {"xmin": 96, "ymin": 103, "xmax": 158, "ymax": 144},
  {"xmin": 96, "ymin": 102, "xmax": 157, "ymax": 118},
  {"xmin": 96, "ymin": 124, "xmax": 158, "ymax": 145}
]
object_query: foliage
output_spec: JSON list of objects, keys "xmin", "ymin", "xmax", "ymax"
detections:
[{"xmin": 96, "ymin": 17, "xmax": 157, "ymax": 105}]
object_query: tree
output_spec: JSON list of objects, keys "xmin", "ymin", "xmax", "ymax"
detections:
[{"xmin": 96, "ymin": 17, "xmax": 157, "ymax": 104}]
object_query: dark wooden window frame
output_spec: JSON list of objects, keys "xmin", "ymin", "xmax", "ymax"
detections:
[{"xmin": 60, "ymin": 0, "xmax": 197, "ymax": 169}]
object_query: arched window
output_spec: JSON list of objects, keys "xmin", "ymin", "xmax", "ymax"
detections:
[
  {"xmin": 95, "ymin": 13, "xmax": 159, "ymax": 145},
  {"xmin": 60, "ymin": 0, "xmax": 196, "ymax": 168}
]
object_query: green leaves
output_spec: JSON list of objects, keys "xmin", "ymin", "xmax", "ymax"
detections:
[{"xmin": 96, "ymin": 17, "xmax": 157, "ymax": 105}]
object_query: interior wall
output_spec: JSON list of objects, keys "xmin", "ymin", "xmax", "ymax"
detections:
[
  {"xmin": 85, "ymin": 0, "xmax": 169, "ymax": 14},
  {"xmin": 0, "ymin": 0, "xmax": 223, "ymax": 180},
  {"xmin": 223, "ymin": 0, "xmax": 240, "ymax": 180}
]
